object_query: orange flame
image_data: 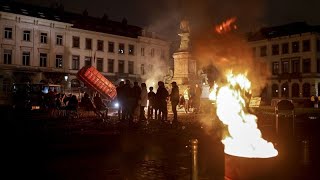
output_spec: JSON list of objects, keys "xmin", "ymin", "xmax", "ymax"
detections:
[
  {"xmin": 215, "ymin": 17, "xmax": 238, "ymax": 34},
  {"xmin": 215, "ymin": 71, "xmax": 278, "ymax": 158}
]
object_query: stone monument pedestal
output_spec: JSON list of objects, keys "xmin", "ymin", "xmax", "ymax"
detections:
[{"xmin": 172, "ymin": 51, "xmax": 197, "ymax": 85}]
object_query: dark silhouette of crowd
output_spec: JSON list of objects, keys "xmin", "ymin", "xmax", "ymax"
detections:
[
  {"xmin": 14, "ymin": 79, "xmax": 203, "ymax": 123},
  {"xmin": 116, "ymin": 80, "xmax": 182, "ymax": 124}
]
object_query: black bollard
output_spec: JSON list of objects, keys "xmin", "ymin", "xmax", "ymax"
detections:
[
  {"xmin": 190, "ymin": 139, "xmax": 198, "ymax": 180},
  {"xmin": 301, "ymin": 140, "xmax": 310, "ymax": 166}
]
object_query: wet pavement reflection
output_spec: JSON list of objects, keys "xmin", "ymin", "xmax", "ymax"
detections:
[{"xmin": 2, "ymin": 108, "xmax": 320, "ymax": 179}]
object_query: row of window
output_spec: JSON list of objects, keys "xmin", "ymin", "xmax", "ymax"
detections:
[
  {"xmin": 71, "ymin": 55, "xmax": 135, "ymax": 74},
  {"xmin": 3, "ymin": 27, "xmax": 163, "ymax": 57},
  {"xmin": 272, "ymin": 58, "xmax": 312, "ymax": 74},
  {"xmin": 2, "ymin": 50, "xmax": 136, "ymax": 74},
  {"xmin": 71, "ymin": 36, "xmax": 135, "ymax": 55},
  {"xmin": 271, "ymin": 83, "xmax": 312, "ymax": 98},
  {"xmin": 253, "ymin": 39, "xmax": 320, "ymax": 57}
]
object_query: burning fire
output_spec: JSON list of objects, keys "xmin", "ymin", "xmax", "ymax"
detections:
[
  {"xmin": 215, "ymin": 17, "xmax": 237, "ymax": 34},
  {"xmin": 211, "ymin": 71, "xmax": 278, "ymax": 158},
  {"xmin": 208, "ymin": 82, "xmax": 218, "ymax": 101}
]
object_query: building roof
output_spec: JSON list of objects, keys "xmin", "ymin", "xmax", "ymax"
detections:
[
  {"xmin": 0, "ymin": 2, "xmax": 142, "ymax": 38},
  {"xmin": 247, "ymin": 22, "xmax": 320, "ymax": 41}
]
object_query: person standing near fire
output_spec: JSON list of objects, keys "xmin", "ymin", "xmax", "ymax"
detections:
[
  {"xmin": 183, "ymin": 86, "xmax": 191, "ymax": 113},
  {"xmin": 147, "ymin": 87, "xmax": 156, "ymax": 120},
  {"xmin": 156, "ymin": 81, "xmax": 169, "ymax": 122},
  {"xmin": 140, "ymin": 83, "xmax": 148, "ymax": 121},
  {"xmin": 193, "ymin": 84, "xmax": 202, "ymax": 113},
  {"xmin": 170, "ymin": 81, "xmax": 179, "ymax": 123}
]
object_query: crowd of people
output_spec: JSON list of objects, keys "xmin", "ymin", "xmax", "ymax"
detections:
[
  {"xmin": 40, "ymin": 89, "xmax": 108, "ymax": 119},
  {"xmin": 15, "ymin": 79, "xmax": 203, "ymax": 122},
  {"xmin": 116, "ymin": 79, "xmax": 202, "ymax": 124}
]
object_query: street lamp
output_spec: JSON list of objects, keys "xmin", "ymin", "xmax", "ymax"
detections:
[{"xmin": 64, "ymin": 75, "xmax": 68, "ymax": 81}]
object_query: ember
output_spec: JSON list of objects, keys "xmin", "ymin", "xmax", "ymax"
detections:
[{"xmin": 215, "ymin": 17, "xmax": 237, "ymax": 34}]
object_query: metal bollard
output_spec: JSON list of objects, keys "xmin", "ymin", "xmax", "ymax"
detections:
[
  {"xmin": 301, "ymin": 140, "xmax": 310, "ymax": 166},
  {"xmin": 190, "ymin": 139, "xmax": 198, "ymax": 180}
]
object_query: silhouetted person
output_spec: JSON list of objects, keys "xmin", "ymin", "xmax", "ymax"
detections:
[
  {"xmin": 94, "ymin": 93, "xmax": 108, "ymax": 118},
  {"xmin": 148, "ymin": 87, "xmax": 156, "ymax": 119},
  {"xmin": 140, "ymin": 83, "xmax": 148, "ymax": 120},
  {"xmin": 67, "ymin": 95, "xmax": 78, "ymax": 111},
  {"xmin": 116, "ymin": 81, "xmax": 125, "ymax": 120},
  {"xmin": 170, "ymin": 81, "xmax": 179, "ymax": 123},
  {"xmin": 193, "ymin": 84, "xmax": 202, "ymax": 113},
  {"xmin": 156, "ymin": 81, "xmax": 169, "ymax": 122}
]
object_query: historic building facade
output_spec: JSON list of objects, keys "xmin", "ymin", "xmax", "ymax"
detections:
[
  {"xmin": 0, "ymin": 2, "xmax": 170, "ymax": 103},
  {"xmin": 248, "ymin": 22, "xmax": 320, "ymax": 104}
]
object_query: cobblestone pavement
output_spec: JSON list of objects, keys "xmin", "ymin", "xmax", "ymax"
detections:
[{"xmin": 2, "ymin": 107, "xmax": 320, "ymax": 179}]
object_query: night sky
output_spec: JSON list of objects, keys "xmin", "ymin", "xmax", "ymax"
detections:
[{"xmin": 6, "ymin": 0, "xmax": 320, "ymax": 40}]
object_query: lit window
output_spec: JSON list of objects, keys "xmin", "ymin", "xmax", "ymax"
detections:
[
  {"xmin": 129, "ymin": 44, "xmax": 134, "ymax": 55},
  {"xmin": 118, "ymin": 43, "xmax": 125, "ymax": 54}
]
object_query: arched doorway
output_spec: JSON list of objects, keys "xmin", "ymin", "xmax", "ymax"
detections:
[
  {"xmin": 302, "ymin": 83, "xmax": 311, "ymax": 97},
  {"xmin": 291, "ymin": 83, "xmax": 300, "ymax": 97}
]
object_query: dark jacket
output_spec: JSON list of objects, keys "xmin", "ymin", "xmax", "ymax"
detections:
[{"xmin": 170, "ymin": 86, "xmax": 179, "ymax": 103}]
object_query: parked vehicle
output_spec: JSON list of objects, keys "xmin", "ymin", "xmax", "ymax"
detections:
[{"xmin": 11, "ymin": 83, "xmax": 62, "ymax": 111}]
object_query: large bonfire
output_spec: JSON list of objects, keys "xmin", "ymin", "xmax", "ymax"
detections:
[{"xmin": 210, "ymin": 71, "xmax": 278, "ymax": 158}]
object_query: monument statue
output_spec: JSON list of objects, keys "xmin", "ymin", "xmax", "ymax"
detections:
[
  {"xmin": 172, "ymin": 18, "xmax": 197, "ymax": 85},
  {"xmin": 180, "ymin": 18, "xmax": 190, "ymax": 33}
]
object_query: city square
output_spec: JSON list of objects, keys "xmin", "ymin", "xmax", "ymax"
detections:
[{"xmin": 1, "ymin": 0, "xmax": 320, "ymax": 179}]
